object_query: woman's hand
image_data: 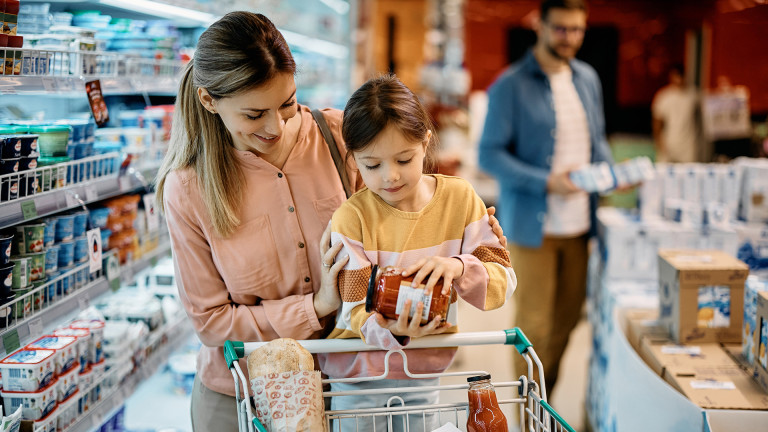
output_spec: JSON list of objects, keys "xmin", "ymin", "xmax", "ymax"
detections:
[
  {"xmin": 313, "ymin": 222, "xmax": 348, "ymax": 318},
  {"xmin": 373, "ymin": 300, "xmax": 451, "ymax": 338},
  {"xmin": 401, "ymin": 256, "xmax": 464, "ymax": 296},
  {"xmin": 486, "ymin": 206, "xmax": 507, "ymax": 248}
]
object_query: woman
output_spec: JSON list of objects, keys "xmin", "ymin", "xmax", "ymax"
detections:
[{"xmin": 156, "ymin": 11, "xmax": 505, "ymax": 432}]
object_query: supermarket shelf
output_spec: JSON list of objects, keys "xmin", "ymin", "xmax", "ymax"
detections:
[
  {"xmin": 0, "ymin": 236, "xmax": 172, "ymax": 355},
  {"xmin": 0, "ymin": 161, "xmax": 160, "ymax": 231},
  {"xmin": 0, "ymin": 76, "xmax": 179, "ymax": 96},
  {"xmin": 59, "ymin": 312, "xmax": 193, "ymax": 432}
]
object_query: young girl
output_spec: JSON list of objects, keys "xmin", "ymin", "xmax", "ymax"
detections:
[{"xmin": 318, "ymin": 74, "xmax": 517, "ymax": 431}]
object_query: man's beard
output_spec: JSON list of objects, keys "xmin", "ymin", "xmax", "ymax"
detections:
[{"xmin": 547, "ymin": 43, "xmax": 576, "ymax": 61}]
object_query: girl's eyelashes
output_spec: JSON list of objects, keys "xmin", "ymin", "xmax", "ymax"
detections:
[
  {"xmin": 364, "ymin": 164, "xmax": 380, "ymax": 170},
  {"xmin": 245, "ymin": 114, "xmax": 263, "ymax": 120},
  {"xmin": 398, "ymin": 158, "xmax": 413, "ymax": 165}
]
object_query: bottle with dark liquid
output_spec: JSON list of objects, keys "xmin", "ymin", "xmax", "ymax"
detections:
[
  {"xmin": 467, "ymin": 374, "xmax": 508, "ymax": 432},
  {"xmin": 365, "ymin": 264, "xmax": 451, "ymax": 324}
]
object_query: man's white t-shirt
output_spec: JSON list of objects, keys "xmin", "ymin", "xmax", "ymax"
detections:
[
  {"xmin": 544, "ymin": 68, "xmax": 591, "ymax": 237},
  {"xmin": 652, "ymin": 86, "xmax": 699, "ymax": 163}
]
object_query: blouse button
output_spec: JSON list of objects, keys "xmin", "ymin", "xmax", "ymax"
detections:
[
  {"xmin": 277, "ymin": 173, "xmax": 283, "ymax": 178},
  {"xmin": 299, "ymin": 242, "xmax": 305, "ymax": 248},
  {"xmin": 304, "ymin": 277, "xmax": 311, "ymax": 283},
  {"xmin": 289, "ymin": 206, "xmax": 295, "ymax": 212}
]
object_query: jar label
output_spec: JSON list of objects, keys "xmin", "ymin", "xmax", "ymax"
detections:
[{"xmin": 396, "ymin": 282, "xmax": 432, "ymax": 321}]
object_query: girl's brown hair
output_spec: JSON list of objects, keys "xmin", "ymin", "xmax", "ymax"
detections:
[
  {"xmin": 341, "ymin": 74, "xmax": 437, "ymax": 172},
  {"xmin": 156, "ymin": 11, "xmax": 295, "ymax": 237}
]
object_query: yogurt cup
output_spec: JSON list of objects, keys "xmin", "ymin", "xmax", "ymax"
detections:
[
  {"xmin": 54, "ymin": 267, "xmax": 73, "ymax": 297},
  {"xmin": 71, "ymin": 211, "xmax": 88, "ymax": 237},
  {"xmin": 42, "ymin": 219, "xmax": 56, "ymax": 248},
  {"xmin": 26, "ymin": 336, "xmax": 78, "ymax": 375},
  {"xmin": 44, "ymin": 244, "xmax": 58, "ymax": 277},
  {"xmin": 0, "ymin": 234, "xmax": 13, "ymax": 265},
  {"xmin": 76, "ymin": 365, "xmax": 91, "ymax": 414},
  {"xmin": 72, "ymin": 236, "xmax": 88, "ymax": 264},
  {"xmin": 70, "ymin": 320, "xmax": 104, "ymax": 365},
  {"xmin": 54, "ymin": 214, "xmax": 75, "ymax": 242},
  {"xmin": 74, "ymin": 267, "xmax": 87, "ymax": 289},
  {"xmin": 11, "ymin": 285, "xmax": 32, "ymax": 319},
  {"xmin": 14, "ymin": 224, "xmax": 45, "ymax": 254},
  {"xmin": 0, "ymin": 349, "xmax": 56, "ymax": 391},
  {"xmin": 32, "ymin": 408, "xmax": 58, "ymax": 432},
  {"xmin": 0, "ymin": 263, "xmax": 13, "ymax": 298},
  {"xmin": 0, "ymin": 177, "xmax": 19, "ymax": 202},
  {"xmin": 52, "ymin": 328, "xmax": 89, "ymax": 373},
  {"xmin": 18, "ymin": 156, "xmax": 38, "ymax": 172},
  {"xmin": 88, "ymin": 208, "xmax": 110, "ymax": 230},
  {"xmin": 18, "ymin": 176, "xmax": 37, "ymax": 199},
  {"xmin": 10, "ymin": 256, "xmax": 30, "ymax": 289},
  {"xmin": 0, "ymin": 158, "xmax": 19, "ymax": 175},
  {"xmin": 0, "ymin": 135, "xmax": 22, "ymax": 159},
  {"xmin": 56, "ymin": 241, "xmax": 73, "ymax": 268},
  {"xmin": 18, "ymin": 134, "xmax": 39, "ymax": 158},
  {"xmin": 55, "ymin": 362, "xmax": 79, "ymax": 402},
  {"xmin": 0, "ymin": 382, "xmax": 58, "ymax": 420},
  {"xmin": 21, "ymin": 251, "xmax": 45, "ymax": 282}
]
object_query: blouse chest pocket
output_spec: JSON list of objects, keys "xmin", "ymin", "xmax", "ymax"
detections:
[
  {"xmin": 209, "ymin": 215, "xmax": 282, "ymax": 294},
  {"xmin": 313, "ymin": 194, "xmax": 344, "ymax": 227}
]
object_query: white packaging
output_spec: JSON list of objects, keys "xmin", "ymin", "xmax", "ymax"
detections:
[
  {"xmin": 613, "ymin": 156, "xmax": 656, "ymax": 188},
  {"xmin": 52, "ymin": 328, "xmax": 89, "ymax": 374},
  {"xmin": 0, "ymin": 350, "xmax": 56, "ymax": 392},
  {"xmin": 0, "ymin": 383, "xmax": 57, "ymax": 420},
  {"xmin": 56, "ymin": 364, "xmax": 79, "ymax": 403},
  {"xmin": 31, "ymin": 408, "xmax": 56, "ymax": 432},
  {"xmin": 700, "ymin": 165, "xmax": 720, "ymax": 204},
  {"xmin": 69, "ymin": 320, "xmax": 104, "ymax": 365},
  {"xmin": 662, "ymin": 164, "xmax": 682, "ymax": 201},
  {"xmin": 736, "ymin": 158, "xmax": 768, "ymax": 223},
  {"xmin": 56, "ymin": 403, "xmax": 78, "ymax": 432},
  {"xmin": 25, "ymin": 336, "xmax": 77, "ymax": 376},
  {"xmin": 638, "ymin": 170, "xmax": 664, "ymax": 221},
  {"xmin": 743, "ymin": 276, "xmax": 768, "ymax": 366},
  {"xmin": 570, "ymin": 161, "xmax": 616, "ymax": 193},
  {"xmin": 680, "ymin": 164, "xmax": 701, "ymax": 202},
  {"xmin": 76, "ymin": 367, "xmax": 92, "ymax": 415},
  {"xmin": 719, "ymin": 164, "xmax": 742, "ymax": 220}
]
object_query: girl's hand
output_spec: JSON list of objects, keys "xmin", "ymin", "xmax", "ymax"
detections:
[
  {"xmin": 486, "ymin": 206, "xmax": 507, "ymax": 248},
  {"xmin": 314, "ymin": 222, "xmax": 348, "ymax": 318},
  {"xmin": 401, "ymin": 256, "xmax": 463, "ymax": 296},
  {"xmin": 373, "ymin": 300, "xmax": 451, "ymax": 338}
]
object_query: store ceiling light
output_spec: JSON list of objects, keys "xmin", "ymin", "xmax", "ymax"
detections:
[
  {"xmin": 281, "ymin": 28, "xmax": 349, "ymax": 59},
  {"xmin": 97, "ymin": 0, "xmax": 218, "ymax": 27}
]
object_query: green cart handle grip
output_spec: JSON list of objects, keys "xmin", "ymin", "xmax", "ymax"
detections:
[
  {"xmin": 505, "ymin": 327, "xmax": 533, "ymax": 354},
  {"xmin": 253, "ymin": 418, "xmax": 268, "ymax": 432},
  {"xmin": 224, "ymin": 340, "xmax": 245, "ymax": 368}
]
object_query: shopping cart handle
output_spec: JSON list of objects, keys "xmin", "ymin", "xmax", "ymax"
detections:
[
  {"xmin": 224, "ymin": 340, "xmax": 245, "ymax": 367},
  {"xmin": 253, "ymin": 418, "xmax": 268, "ymax": 432},
  {"xmin": 505, "ymin": 328, "xmax": 533, "ymax": 354}
]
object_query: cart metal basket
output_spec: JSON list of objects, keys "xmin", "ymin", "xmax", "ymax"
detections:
[{"xmin": 224, "ymin": 328, "xmax": 575, "ymax": 432}]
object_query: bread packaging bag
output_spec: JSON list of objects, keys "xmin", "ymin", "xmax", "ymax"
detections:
[{"xmin": 248, "ymin": 338, "xmax": 326, "ymax": 431}]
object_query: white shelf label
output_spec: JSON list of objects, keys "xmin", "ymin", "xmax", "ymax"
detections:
[
  {"xmin": 118, "ymin": 176, "xmax": 131, "ymax": 191},
  {"xmin": 65, "ymin": 192, "xmax": 80, "ymax": 208},
  {"xmin": 143, "ymin": 193, "xmax": 160, "ymax": 232},
  {"xmin": 690, "ymin": 380, "xmax": 736, "ymax": 390},
  {"xmin": 87, "ymin": 229, "xmax": 103, "ymax": 274},
  {"xmin": 41, "ymin": 77, "xmax": 59, "ymax": 92},
  {"xmin": 28, "ymin": 318, "xmax": 43, "ymax": 339},
  {"xmin": 661, "ymin": 345, "xmax": 702, "ymax": 355}
]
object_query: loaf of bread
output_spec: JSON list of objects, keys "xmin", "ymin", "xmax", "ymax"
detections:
[{"xmin": 247, "ymin": 338, "xmax": 314, "ymax": 379}]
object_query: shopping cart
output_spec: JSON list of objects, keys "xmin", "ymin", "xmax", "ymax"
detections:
[{"xmin": 224, "ymin": 328, "xmax": 576, "ymax": 432}]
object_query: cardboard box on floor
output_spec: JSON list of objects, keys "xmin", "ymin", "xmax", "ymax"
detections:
[
  {"xmin": 638, "ymin": 333, "xmax": 768, "ymax": 409},
  {"xmin": 658, "ymin": 249, "xmax": 749, "ymax": 344},
  {"xmin": 755, "ymin": 291, "xmax": 768, "ymax": 393}
]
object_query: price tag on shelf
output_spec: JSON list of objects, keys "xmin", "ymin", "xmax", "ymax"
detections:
[
  {"xmin": 118, "ymin": 176, "xmax": 131, "ymax": 191},
  {"xmin": 65, "ymin": 192, "xmax": 80, "ymax": 208},
  {"xmin": 78, "ymin": 294, "xmax": 91, "ymax": 311},
  {"xmin": 2, "ymin": 329, "xmax": 20, "ymax": 355},
  {"xmin": 41, "ymin": 77, "xmax": 59, "ymax": 92},
  {"xmin": 143, "ymin": 193, "xmax": 160, "ymax": 232},
  {"xmin": 85, "ymin": 185, "xmax": 98, "ymax": 202},
  {"xmin": 87, "ymin": 229, "xmax": 103, "ymax": 274},
  {"xmin": 21, "ymin": 200, "xmax": 37, "ymax": 220},
  {"xmin": 28, "ymin": 318, "xmax": 43, "ymax": 340}
]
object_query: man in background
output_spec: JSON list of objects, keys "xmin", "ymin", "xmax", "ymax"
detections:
[
  {"xmin": 478, "ymin": 0, "xmax": 612, "ymax": 394},
  {"xmin": 652, "ymin": 64, "xmax": 701, "ymax": 163}
]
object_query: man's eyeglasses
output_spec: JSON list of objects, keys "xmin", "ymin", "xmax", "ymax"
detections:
[{"xmin": 545, "ymin": 22, "xmax": 586, "ymax": 37}]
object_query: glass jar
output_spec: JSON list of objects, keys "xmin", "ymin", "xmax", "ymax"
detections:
[
  {"xmin": 467, "ymin": 374, "xmax": 508, "ymax": 432},
  {"xmin": 365, "ymin": 264, "xmax": 452, "ymax": 324}
]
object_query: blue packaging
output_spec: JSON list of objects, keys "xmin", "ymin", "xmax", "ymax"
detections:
[
  {"xmin": 72, "ymin": 211, "xmax": 88, "ymax": 237},
  {"xmin": 57, "ymin": 240, "xmax": 74, "ymax": 267},
  {"xmin": 73, "ymin": 236, "xmax": 88, "ymax": 264},
  {"xmin": 44, "ymin": 244, "xmax": 59, "ymax": 277},
  {"xmin": 55, "ymin": 214, "xmax": 75, "ymax": 242},
  {"xmin": 89, "ymin": 208, "xmax": 110, "ymax": 230},
  {"xmin": 100, "ymin": 229, "xmax": 111, "ymax": 250},
  {"xmin": 43, "ymin": 218, "xmax": 57, "ymax": 247}
]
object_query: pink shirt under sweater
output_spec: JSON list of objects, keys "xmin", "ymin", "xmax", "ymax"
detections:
[{"xmin": 163, "ymin": 106, "xmax": 361, "ymax": 396}]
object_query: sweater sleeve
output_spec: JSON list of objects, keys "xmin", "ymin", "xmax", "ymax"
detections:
[
  {"xmin": 326, "ymin": 201, "xmax": 406, "ymax": 351},
  {"xmin": 163, "ymin": 172, "xmax": 323, "ymax": 348},
  {"xmin": 451, "ymin": 180, "xmax": 517, "ymax": 311}
]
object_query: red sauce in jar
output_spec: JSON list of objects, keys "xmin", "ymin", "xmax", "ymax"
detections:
[
  {"xmin": 365, "ymin": 265, "xmax": 451, "ymax": 324},
  {"xmin": 467, "ymin": 374, "xmax": 508, "ymax": 432}
]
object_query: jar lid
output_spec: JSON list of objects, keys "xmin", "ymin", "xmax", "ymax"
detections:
[
  {"xmin": 365, "ymin": 264, "xmax": 379, "ymax": 313},
  {"xmin": 0, "ymin": 34, "xmax": 7, "ymax": 47},
  {"xmin": 8, "ymin": 125, "xmax": 30, "ymax": 134},
  {"xmin": 467, "ymin": 374, "xmax": 492, "ymax": 383},
  {"xmin": 28, "ymin": 125, "xmax": 71, "ymax": 134},
  {"xmin": 0, "ymin": 125, "xmax": 17, "ymax": 134}
]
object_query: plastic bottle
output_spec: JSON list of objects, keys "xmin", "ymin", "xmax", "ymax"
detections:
[{"xmin": 467, "ymin": 374, "xmax": 508, "ymax": 432}]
